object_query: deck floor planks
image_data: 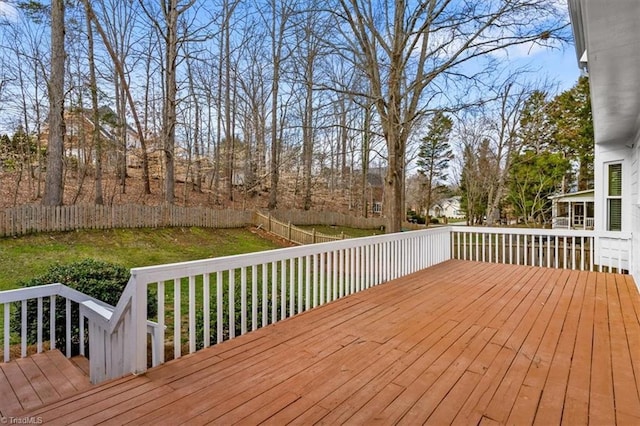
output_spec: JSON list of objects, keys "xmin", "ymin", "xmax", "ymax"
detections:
[
  {"xmin": 561, "ymin": 269, "xmax": 597, "ymax": 425},
  {"xmin": 482, "ymin": 268, "xmax": 575, "ymax": 423},
  {"xmin": 462, "ymin": 268, "xmax": 565, "ymax": 423},
  {"xmin": 607, "ymin": 273, "xmax": 640, "ymax": 423},
  {"xmin": 428, "ymin": 269, "xmax": 556, "ymax": 424},
  {"xmin": 14, "ymin": 356, "xmax": 61, "ymax": 406},
  {"xmin": 618, "ymin": 274, "xmax": 640, "ymax": 398},
  {"xmin": 344, "ymin": 266, "xmax": 516, "ymax": 417},
  {"xmin": 590, "ymin": 271, "xmax": 617, "ymax": 424},
  {"xmin": 0, "ymin": 364, "xmax": 24, "ymax": 416},
  {"xmin": 28, "ymin": 374, "xmax": 154, "ymax": 419},
  {"xmin": 122, "ymin": 327, "xmax": 362, "ymax": 424},
  {"xmin": 48, "ymin": 351, "xmax": 90, "ymax": 392},
  {"xmin": 30, "ymin": 351, "xmax": 77, "ymax": 397},
  {"xmin": 0, "ymin": 349, "xmax": 91, "ymax": 417},
  {"xmin": 11, "ymin": 260, "xmax": 640, "ymax": 425},
  {"xmin": 0, "ymin": 358, "xmax": 42, "ymax": 412},
  {"xmin": 487, "ymin": 268, "xmax": 576, "ymax": 422},
  {"xmin": 451, "ymin": 266, "xmax": 565, "ymax": 424},
  {"xmin": 509, "ymin": 270, "xmax": 585, "ymax": 425},
  {"xmin": 199, "ymin": 341, "xmax": 395, "ymax": 425}
]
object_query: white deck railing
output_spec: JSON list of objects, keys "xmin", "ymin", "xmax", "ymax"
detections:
[
  {"xmin": 451, "ymin": 226, "xmax": 630, "ymax": 273},
  {"xmin": 121, "ymin": 227, "xmax": 451, "ymax": 378},
  {"xmin": 0, "ymin": 225, "xmax": 633, "ymax": 384},
  {"xmin": 0, "ymin": 284, "xmax": 113, "ymax": 363}
]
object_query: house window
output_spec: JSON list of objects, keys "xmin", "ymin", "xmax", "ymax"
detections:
[
  {"xmin": 372, "ymin": 202, "xmax": 382, "ymax": 213},
  {"xmin": 607, "ymin": 163, "xmax": 622, "ymax": 231}
]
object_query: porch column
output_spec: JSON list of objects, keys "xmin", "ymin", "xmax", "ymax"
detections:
[{"xmin": 569, "ymin": 202, "xmax": 573, "ymax": 230}]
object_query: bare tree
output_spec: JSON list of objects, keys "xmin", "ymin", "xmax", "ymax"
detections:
[
  {"xmin": 85, "ymin": 0, "xmax": 153, "ymax": 196},
  {"xmin": 42, "ymin": 0, "xmax": 65, "ymax": 206},
  {"xmin": 84, "ymin": 2, "xmax": 103, "ymax": 204},
  {"xmin": 139, "ymin": 0, "xmax": 201, "ymax": 204},
  {"xmin": 260, "ymin": 0, "xmax": 297, "ymax": 209},
  {"xmin": 331, "ymin": 0, "xmax": 568, "ymax": 232},
  {"xmin": 484, "ymin": 79, "xmax": 537, "ymax": 225}
]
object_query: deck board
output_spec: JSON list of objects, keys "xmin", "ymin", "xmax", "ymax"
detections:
[
  {"xmin": 9, "ymin": 260, "xmax": 640, "ymax": 425},
  {"xmin": 0, "ymin": 349, "xmax": 90, "ymax": 417}
]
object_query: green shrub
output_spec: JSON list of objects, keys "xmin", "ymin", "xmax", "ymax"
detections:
[
  {"xmin": 430, "ymin": 217, "xmax": 440, "ymax": 224},
  {"xmin": 11, "ymin": 259, "xmax": 155, "ymax": 356}
]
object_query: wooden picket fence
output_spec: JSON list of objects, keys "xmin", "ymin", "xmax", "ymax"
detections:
[
  {"xmin": 0, "ymin": 205, "xmax": 384, "ymax": 239},
  {"xmin": 270, "ymin": 209, "xmax": 385, "ymax": 229},
  {"xmin": 254, "ymin": 211, "xmax": 347, "ymax": 244},
  {"xmin": 0, "ymin": 204, "xmax": 253, "ymax": 237}
]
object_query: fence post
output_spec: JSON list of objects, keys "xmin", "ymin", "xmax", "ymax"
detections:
[
  {"xmin": 312, "ymin": 228, "xmax": 316, "ymax": 244},
  {"xmin": 341, "ymin": 232, "xmax": 345, "ymax": 240},
  {"xmin": 288, "ymin": 222, "xmax": 292, "ymax": 241},
  {"xmin": 268, "ymin": 214, "xmax": 272, "ymax": 232}
]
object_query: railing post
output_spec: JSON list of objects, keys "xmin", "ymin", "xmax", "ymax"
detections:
[{"xmin": 131, "ymin": 274, "xmax": 148, "ymax": 375}]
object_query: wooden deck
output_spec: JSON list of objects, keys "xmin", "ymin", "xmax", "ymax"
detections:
[
  {"xmin": 14, "ymin": 260, "xmax": 640, "ymax": 424},
  {"xmin": 0, "ymin": 350, "xmax": 90, "ymax": 418}
]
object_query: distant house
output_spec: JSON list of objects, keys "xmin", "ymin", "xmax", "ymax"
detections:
[
  {"xmin": 549, "ymin": 189, "xmax": 594, "ymax": 230},
  {"xmin": 366, "ymin": 167, "xmax": 385, "ymax": 216},
  {"xmin": 428, "ymin": 196, "xmax": 465, "ymax": 219},
  {"xmin": 40, "ymin": 107, "xmax": 141, "ymax": 172}
]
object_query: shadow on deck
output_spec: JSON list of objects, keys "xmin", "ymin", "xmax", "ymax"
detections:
[{"xmin": 6, "ymin": 260, "xmax": 640, "ymax": 424}]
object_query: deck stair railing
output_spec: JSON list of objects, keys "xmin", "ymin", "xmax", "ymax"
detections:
[
  {"xmin": 0, "ymin": 283, "xmax": 163, "ymax": 384},
  {"xmin": 0, "ymin": 284, "xmax": 113, "ymax": 364}
]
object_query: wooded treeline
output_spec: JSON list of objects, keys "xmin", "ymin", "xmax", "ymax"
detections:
[{"xmin": 0, "ymin": 1, "xmax": 573, "ymax": 231}]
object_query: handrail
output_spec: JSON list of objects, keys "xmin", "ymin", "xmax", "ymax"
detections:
[
  {"xmin": 450, "ymin": 226, "xmax": 631, "ymax": 273},
  {"xmin": 0, "ymin": 281, "xmax": 161, "ymax": 384},
  {"xmin": 0, "ymin": 283, "xmax": 115, "ymax": 364}
]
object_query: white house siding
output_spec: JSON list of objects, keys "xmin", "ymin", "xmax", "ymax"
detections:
[
  {"xmin": 632, "ymin": 132, "xmax": 640, "ymax": 280},
  {"xmin": 594, "ymin": 143, "xmax": 633, "ymax": 272}
]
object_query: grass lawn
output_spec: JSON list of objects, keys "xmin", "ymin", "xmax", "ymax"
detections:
[{"xmin": 0, "ymin": 227, "xmax": 283, "ymax": 291}]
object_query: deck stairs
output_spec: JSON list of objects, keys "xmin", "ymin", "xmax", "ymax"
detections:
[{"xmin": 0, "ymin": 350, "xmax": 91, "ymax": 418}]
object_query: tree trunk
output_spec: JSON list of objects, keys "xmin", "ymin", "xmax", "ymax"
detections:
[
  {"xmin": 162, "ymin": 0, "xmax": 178, "ymax": 204},
  {"xmin": 85, "ymin": 3, "xmax": 103, "ymax": 205},
  {"xmin": 361, "ymin": 103, "xmax": 371, "ymax": 218},
  {"xmin": 43, "ymin": 0, "xmax": 65, "ymax": 206},
  {"xmin": 383, "ymin": 130, "xmax": 405, "ymax": 233},
  {"xmin": 302, "ymin": 57, "xmax": 314, "ymax": 210}
]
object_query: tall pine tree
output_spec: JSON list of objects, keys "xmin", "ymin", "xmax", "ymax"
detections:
[
  {"xmin": 547, "ymin": 76, "xmax": 594, "ymax": 191},
  {"xmin": 417, "ymin": 111, "xmax": 454, "ymax": 222}
]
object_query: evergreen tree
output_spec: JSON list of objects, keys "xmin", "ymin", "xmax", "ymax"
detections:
[
  {"xmin": 547, "ymin": 76, "xmax": 594, "ymax": 190},
  {"xmin": 508, "ymin": 150, "xmax": 570, "ymax": 224},
  {"xmin": 460, "ymin": 139, "xmax": 491, "ymax": 225},
  {"xmin": 417, "ymin": 111, "xmax": 454, "ymax": 222}
]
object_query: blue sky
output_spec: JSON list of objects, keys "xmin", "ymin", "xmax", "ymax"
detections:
[
  {"xmin": 545, "ymin": 47, "xmax": 582, "ymax": 91},
  {"xmin": 497, "ymin": 37, "xmax": 582, "ymax": 93}
]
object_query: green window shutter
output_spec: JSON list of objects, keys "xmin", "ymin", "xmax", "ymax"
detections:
[
  {"xmin": 608, "ymin": 164, "xmax": 622, "ymax": 196},
  {"xmin": 608, "ymin": 199, "xmax": 622, "ymax": 231},
  {"xmin": 607, "ymin": 163, "xmax": 622, "ymax": 231}
]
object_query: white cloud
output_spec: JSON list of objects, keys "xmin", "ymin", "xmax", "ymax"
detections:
[
  {"xmin": 491, "ymin": 41, "xmax": 550, "ymax": 60},
  {"xmin": 0, "ymin": 2, "xmax": 19, "ymax": 22}
]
